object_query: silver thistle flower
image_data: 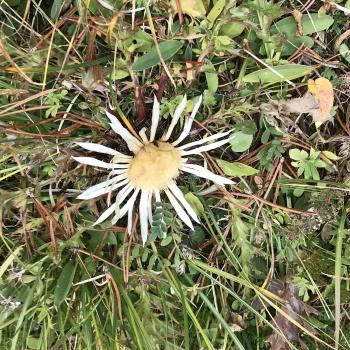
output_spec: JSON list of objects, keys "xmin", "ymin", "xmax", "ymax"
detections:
[{"xmin": 73, "ymin": 95, "xmax": 233, "ymax": 244}]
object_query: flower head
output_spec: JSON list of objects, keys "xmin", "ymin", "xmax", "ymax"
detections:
[{"xmin": 73, "ymin": 95, "xmax": 233, "ymax": 244}]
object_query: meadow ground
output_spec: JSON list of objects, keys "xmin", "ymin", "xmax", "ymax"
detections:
[{"xmin": 0, "ymin": 1, "xmax": 350, "ymax": 349}]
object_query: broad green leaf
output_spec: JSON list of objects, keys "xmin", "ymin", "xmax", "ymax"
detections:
[
  {"xmin": 261, "ymin": 129, "xmax": 270, "ymax": 144},
  {"xmin": 185, "ymin": 192, "xmax": 204, "ymax": 216},
  {"xmin": 50, "ymin": 0, "xmax": 62, "ymax": 20},
  {"xmin": 217, "ymin": 159, "xmax": 258, "ymax": 176},
  {"xmin": 242, "ymin": 64, "xmax": 313, "ymax": 84},
  {"xmin": 190, "ymin": 227, "xmax": 206, "ymax": 245},
  {"xmin": 54, "ymin": 261, "xmax": 76, "ymax": 306},
  {"xmin": 216, "ymin": 35, "xmax": 231, "ymax": 46},
  {"xmin": 272, "ymin": 13, "xmax": 334, "ymax": 37},
  {"xmin": 88, "ymin": 231, "xmax": 117, "ymax": 250},
  {"xmin": 110, "ymin": 58, "xmax": 131, "ymax": 80},
  {"xmin": 207, "ymin": 0, "xmax": 225, "ymax": 23},
  {"xmin": 282, "ymin": 36, "xmax": 314, "ymax": 56},
  {"xmin": 204, "ymin": 61, "xmax": 218, "ymax": 93},
  {"xmin": 83, "ymin": 0, "xmax": 104, "ymax": 15},
  {"xmin": 289, "ymin": 149, "xmax": 308, "ymax": 161},
  {"xmin": 6, "ymin": 0, "xmax": 20, "ymax": 5},
  {"xmin": 123, "ymin": 30, "xmax": 153, "ymax": 53},
  {"xmin": 174, "ymin": 0, "xmax": 206, "ymax": 17},
  {"xmin": 293, "ymin": 188, "xmax": 304, "ymax": 197},
  {"xmin": 132, "ymin": 40, "xmax": 183, "ymax": 71},
  {"xmin": 314, "ymin": 159, "xmax": 327, "ymax": 168},
  {"xmin": 22, "ymin": 275, "xmax": 37, "ymax": 283},
  {"xmin": 161, "ymin": 236, "xmax": 173, "ymax": 246},
  {"xmin": 297, "ymin": 165, "xmax": 305, "ymax": 176},
  {"xmin": 304, "ymin": 165, "xmax": 312, "ymax": 179},
  {"xmin": 236, "ymin": 120, "xmax": 257, "ymax": 135},
  {"xmin": 311, "ymin": 167, "xmax": 320, "ymax": 180},
  {"xmin": 27, "ymin": 337, "xmax": 39, "ymax": 350},
  {"xmin": 220, "ymin": 22, "xmax": 245, "ymax": 38},
  {"xmin": 339, "ymin": 43, "xmax": 350, "ymax": 64},
  {"xmin": 111, "ymin": 70, "xmax": 129, "ymax": 80},
  {"xmin": 230, "ymin": 131, "xmax": 253, "ymax": 152}
]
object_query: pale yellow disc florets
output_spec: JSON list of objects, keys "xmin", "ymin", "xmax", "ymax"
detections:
[{"xmin": 126, "ymin": 142, "xmax": 182, "ymax": 191}]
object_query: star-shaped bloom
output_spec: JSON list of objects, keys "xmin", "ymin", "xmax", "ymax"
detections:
[{"xmin": 73, "ymin": 95, "xmax": 233, "ymax": 244}]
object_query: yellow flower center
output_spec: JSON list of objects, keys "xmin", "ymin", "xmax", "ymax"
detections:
[{"xmin": 127, "ymin": 142, "xmax": 182, "ymax": 191}]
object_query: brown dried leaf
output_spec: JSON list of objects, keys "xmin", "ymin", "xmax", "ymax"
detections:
[
  {"xmin": 292, "ymin": 9, "xmax": 304, "ymax": 36},
  {"xmin": 229, "ymin": 313, "xmax": 246, "ymax": 332},
  {"xmin": 279, "ymin": 93, "xmax": 319, "ymax": 115},
  {"xmin": 135, "ymin": 85, "xmax": 147, "ymax": 124},
  {"xmin": 261, "ymin": 77, "xmax": 334, "ymax": 127},
  {"xmin": 252, "ymin": 279, "xmax": 285, "ymax": 310},
  {"xmin": 266, "ymin": 278, "xmax": 319, "ymax": 350},
  {"xmin": 186, "ymin": 62, "xmax": 195, "ymax": 82},
  {"xmin": 307, "ymin": 77, "xmax": 334, "ymax": 124},
  {"xmin": 156, "ymin": 72, "xmax": 168, "ymax": 101}
]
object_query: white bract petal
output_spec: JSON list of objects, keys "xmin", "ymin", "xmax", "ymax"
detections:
[
  {"xmin": 165, "ymin": 189, "xmax": 194, "ymax": 230},
  {"xmin": 118, "ymin": 183, "xmax": 135, "ymax": 204},
  {"xmin": 80, "ymin": 178, "xmax": 129, "ymax": 200},
  {"xmin": 111, "ymin": 156, "xmax": 132, "ymax": 164},
  {"xmin": 197, "ymin": 184, "xmax": 219, "ymax": 196},
  {"xmin": 75, "ymin": 142, "xmax": 130, "ymax": 157},
  {"xmin": 139, "ymin": 190, "xmax": 149, "ymax": 245},
  {"xmin": 111, "ymin": 163, "xmax": 129, "ymax": 169},
  {"xmin": 161, "ymin": 94, "xmax": 187, "ymax": 141},
  {"xmin": 155, "ymin": 189, "xmax": 161, "ymax": 203},
  {"xmin": 119, "ymin": 189, "xmax": 139, "ymax": 220},
  {"xmin": 168, "ymin": 182, "xmax": 200, "ymax": 223},
  {"xmin": 182, "ymin": 164, "xmax": 234, "ymax": 185},
  {"xmin": 172, "ymin": 95, "xmax": 202, "ymax": 146},
  {"xmin": 72, "ymin": 156, "xmax": 126, "ymax": 169},
  {"xmin": 148, "ymin": 191, "xmax": 153, "ymax": 225},
  {"xmin": 111, "ymin": 182, "xmax": 134, "ymax": 209},
  {"xmin": 139, "ymin": 127, "xmax": 149, "ymax": 143},
  {"xmin": 77, "ymin": 174, "xmax": 127, "ymax": 200},
  {"xmin": 181, "ymin": 158, "xmax": 188, "ymax": 165},
  {"xmin": 111, "ymin": 185, "xmax": 136, "ymax": 225},
  {"xmin": 105, "ymin": 110, "xmax": 143, "ymax": 153},
  {"xmin": 178, "ymin": 130, "xmax": 231, "ymax": 150},
  {"xmin": 94, "ymin": 202, "xmax": 118, "ymax": 225},
  {"xmin": 150, "ymin": 96, "xmax": 160, "ymax": 142},
  {"xmin": 181, "ymin": 136, "xmax": 232, "ymax": 156},
  {"xmin": 127, "ymin": 188, "xmax": 140, "ymax": 234},
  {"xmin": 109, "ymin": 169, "xmax": 129, "ymax": 175},
  {"xmin": 95, "ymin": 188, "xmax": 139, "ymax": 226}
]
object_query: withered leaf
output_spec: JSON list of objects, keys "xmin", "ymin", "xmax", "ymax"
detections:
[
  {"xmin": 135, "ymin": 85, "xmax": 147, "ymax": 124},
  {"xmin": 307, "ymin": 77, "xmax": 334, "ymax": 124},
  {"xmin": 261, "ymin": 93, "xmax": 332, "ymax": 130},
  {"xmin": 260, "ymin": 77, "xmax": 334, "ymax": 128},
  {"xmin": 256, "ymin": 277, "xmax": 319, "ymax": 350},
  {"xmin": 292, "ymin": 9, "xmax": 304, "ymax": 37}
]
